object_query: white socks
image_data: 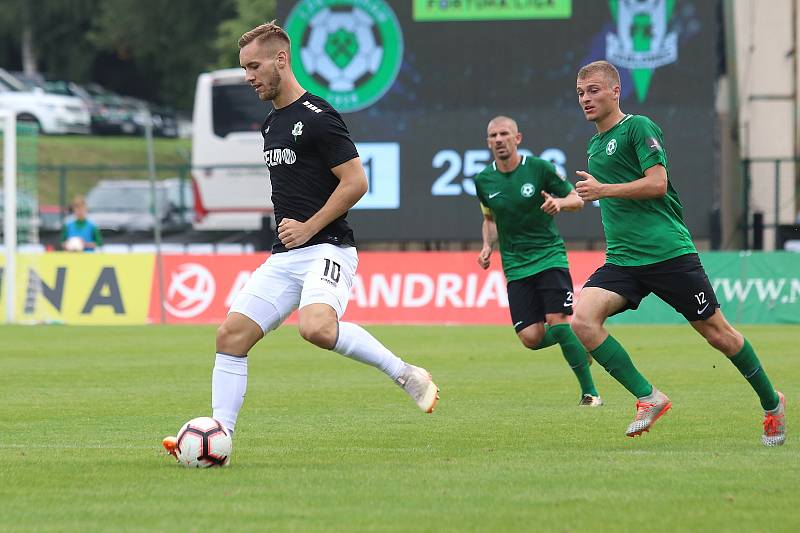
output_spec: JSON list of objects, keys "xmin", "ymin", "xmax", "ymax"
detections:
[
  {"xmin": 211, "ymin": 353, "xmax": 248, "ymax": 434},
  {"xmin": 211, "ymin": 324, "xmax": 403, "ymax": 434},
  {"xmin": 333, "ymin": 322, "xmax": 406, "ymax": 380}
]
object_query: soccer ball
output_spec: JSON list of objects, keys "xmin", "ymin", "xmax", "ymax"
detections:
[
  {"xmin": 64, "ymin": 236, "xmax": 85, "ymax": 252},
  {"xmin": 175, "ymin": 417, "xmax": 232, "ymax": 468},
  {"xmin": 301, "ymin": 6, "xmax": 383, "ymax": 91}
]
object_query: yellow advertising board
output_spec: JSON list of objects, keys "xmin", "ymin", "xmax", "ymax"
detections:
[{"xmin": 0, "ymin": 253, "xmax": 153, "ymax": 324}]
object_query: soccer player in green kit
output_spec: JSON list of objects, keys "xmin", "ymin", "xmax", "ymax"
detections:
[
  {"xmin": 475, "ymin": 116, "xmax": 602, "ymax": 406},
  {"xmin": 573, "ymin": 60, "xmax": 785, "ymax": 446}
]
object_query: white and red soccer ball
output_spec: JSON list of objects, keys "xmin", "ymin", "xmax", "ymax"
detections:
[{"xmin": 175, "ymin": 417, "xmax": 232, "ymax": 468}]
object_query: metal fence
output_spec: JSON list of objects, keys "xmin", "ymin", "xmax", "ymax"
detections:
[
  {"xmin": 741, "ymin": 157, "xmax": 800, "ymax": 250},
  {"xmin": 19, "ymin": 158, "xmax": 800, "ymax": 252},
  {"xmin": 37, "ymin": 163, "xmax": 192, "ymax": 223}
]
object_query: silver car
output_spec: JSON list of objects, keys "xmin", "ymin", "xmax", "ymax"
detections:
[{"xmin": 85, "ymin": 179, "xmax": 193, "ymax": 233}]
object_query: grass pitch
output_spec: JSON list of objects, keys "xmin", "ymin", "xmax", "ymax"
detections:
[{"xmin": 2, "ymin": 324, "xmax": 798, "ymax": 532}]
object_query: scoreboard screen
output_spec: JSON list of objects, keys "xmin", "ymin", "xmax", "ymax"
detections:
[{"xmin": 276, "ymin": 0, "xmax": 717, "ymax": 242}]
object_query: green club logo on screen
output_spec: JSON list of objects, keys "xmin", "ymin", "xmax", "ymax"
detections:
[
  {"xmin": 606, "ymin": 0, "xmax": 677, "ymax": 102},
  {"xmin": 286, "ymin": 0, "xmax": 404, "ymax": 113}
]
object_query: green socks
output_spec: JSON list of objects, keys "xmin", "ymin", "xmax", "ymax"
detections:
[
  {"xmin": 534, "ymin": 325, "xmax": 559, "ymax": 349},
  {"xmin": 590, "ymin": 334, "xmax": 652, "ymax": 398},
  {"xmin": 729, "ymin": 338, "xmax": 780, "ymax": 411},
  {"xmin": 548, "ymin": 324, "xmax": 598, "ymax": 397}
]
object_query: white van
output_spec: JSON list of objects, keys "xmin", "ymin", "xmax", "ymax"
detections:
[
  {"xmin": 191, "ymin": 68, "xmax": 272, "ymax": 231},
  {"xmin": 191, "ymin": 68, "xmax": 400, "ymax": 231}
]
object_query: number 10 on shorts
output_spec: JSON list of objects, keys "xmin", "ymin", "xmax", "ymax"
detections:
[{"xmin": 323, "ymin": 258, "xmax": 341, "ymax": 284}]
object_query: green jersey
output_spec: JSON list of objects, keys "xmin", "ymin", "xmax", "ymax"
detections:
[
  {"xmin": 475, "ymin": 155, "xmax": 573, "ymax": 281},
  {"xmin": 586, "ymin": 114, "xmax": 696, "ymax": 267}
]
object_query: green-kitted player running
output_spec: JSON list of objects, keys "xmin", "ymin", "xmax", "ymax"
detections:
[
  {"xmin": 475, "ymin": 116, "xmax": 602, "ymax": 406},
  {"xmin": 573, "ymin": 60, "xmax": 785, "ymax": 446}
]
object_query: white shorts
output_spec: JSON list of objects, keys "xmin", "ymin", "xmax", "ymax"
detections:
[{"xmin": 229, "ymin": 244, "xmax": 358, "ymax": 333}]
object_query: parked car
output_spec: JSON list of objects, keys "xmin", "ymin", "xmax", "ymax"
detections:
[
  {"xmin": 163, "ymin": 177, "xmax": 194, "ymax": 224},
  {"xmin": 85, "ymin": 179, "xmax": 193, "ymax": 233},
  {"xmin": 38, "ymin": 204, "xmax": 64, "ymax": 232},
  {"xmin": 81, "ymin": 84, "xmax": 144, "ymax": 135},
  {"xmin": 150, "ymin": 105, "xmax": 179, "ymax": 138},
  {"xmin": 0, "ymin": 69, "xmax": 90, "ymax": 134}
]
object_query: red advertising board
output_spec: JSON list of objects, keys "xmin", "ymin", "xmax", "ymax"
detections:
[{"xmin": 148, "ymin": 251, "xmax": 605, "ymax": 324}]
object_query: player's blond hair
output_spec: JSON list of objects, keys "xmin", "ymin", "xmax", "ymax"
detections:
[
  {"xmin": 577, "ymin": 60, "xmax": 621, "ymax": 88},
  {"xmin": 238, "ymin": 20, "xmax": 291, "ymax": 53}
]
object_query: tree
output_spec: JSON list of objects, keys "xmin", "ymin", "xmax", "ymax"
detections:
[
  {"xmin": 0, "ymin": 0, "xmax": 100, "ymax": 81},
  {"xmin": 213, "ymin": 0, "xmax": 277, "ymax": 70},
  {"xmin": 89, "ymin": 0, "xmax": 236, "ymax": 109}
]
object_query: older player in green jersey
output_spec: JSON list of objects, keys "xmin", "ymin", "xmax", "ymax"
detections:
[
  {"xmin": 572, "ymin": 60, "xmax": 785, "ymax": 446},
  {"xmin": 475, "ymin": 116, "xmax": 602, "ymax": 406}
]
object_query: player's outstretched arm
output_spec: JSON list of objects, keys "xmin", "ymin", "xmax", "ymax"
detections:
[
  {"xmin": 277, "ymin": 157, "xmax": 367, "ymax": 249},
  {"xmin": 575, "ymin": 164, "xmax": 667, "ymax": 202},
  {"xmin": 541, "ymin": 190, "xmax": 583, "ymax": 215}
]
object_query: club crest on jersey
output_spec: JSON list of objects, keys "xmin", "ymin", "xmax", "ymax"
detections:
[
  {"xmin": 520, "ymin": 183, "xmax": 535, "ymax": 198},
  {"xmin": 292, "ymin": 121, "xmax": 304, "ymax": 141},
  {"xmin": 606, "ymin": 138, "xmax": 617, "ymax": 155},
  {"xmin": 263, "ymin": 148, "xmax": 297, "ymax": 167}
]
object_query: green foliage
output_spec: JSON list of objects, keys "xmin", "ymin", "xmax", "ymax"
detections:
[
  {"xmin": 2, "ymin": 324, "xmax": 799, "ymax": 531},
  {"xmin": 213, "ymin": 0, "xmax": 277, "ymax": 70},
  {"xmin": 0, "ymin": 0, "xmax": 273, "ymax": 108},
  {"xmin": 88, "ymin": 0, "xmax": 236, "ymax": 109},
  {"xmin": 0, "ymin": 0, "xmax": 100, "ymax": 81}
]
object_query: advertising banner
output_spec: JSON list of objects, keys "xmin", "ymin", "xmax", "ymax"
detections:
[
  {"xmin": 149, "ymin": 254, "xmax": 267, "ymax": 324},
  {"xmin": 344, "ymin": 251, "xmax": 604, "ymax": 324},
  {"xmin": 149, "ymin": 251, "xmax": 605, "ymax": 325},
  {"xmin": 139, "ymin": 250, "xmax": 800, "ymax": 325},
  {"xmin": 608, "ymin": 252, "xmax": 800, "ymax": 325},
  {"xmin": 0, "ymin": 253, "xmax": 153, "ymax": 324},
  {"xmin": 412, "ymin": 0, "xmax": 573, "ymax": 21},
  {"xmin": 4, "ymin": 251, "xmax": 798, "ymax": 326}
]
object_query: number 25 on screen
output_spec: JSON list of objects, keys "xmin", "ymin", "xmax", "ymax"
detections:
[{"xmin": 430, "ymin": 148, "xmax": 567, "ymax": 196}]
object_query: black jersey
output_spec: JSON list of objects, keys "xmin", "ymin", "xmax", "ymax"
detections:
[{"xmin": 262, "ymin": 92, "xmax": 359, "ymax": 253}]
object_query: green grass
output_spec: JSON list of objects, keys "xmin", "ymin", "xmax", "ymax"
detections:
[
  {"xmin": 1, "ymin": 325, "xmax": 798, "ymax": 532},
  {"xmin": 6, "ymin": 135, "xmax": 191, "ymax": 204}
]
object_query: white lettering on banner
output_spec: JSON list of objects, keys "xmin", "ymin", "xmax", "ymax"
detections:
[
  {"xmin": 351, "ymin": 275, "xmax": 367, "ymax": 306},
  {"xmin": 436, "ymin": 274, "xmax": 463, "ymax": 307},
  {"xmin": 712, "ymin": 278, "xmax": 800, "ymax": 304},
  {"xmin": 225, "ymin": 271, "xmax": 252, "ymax": 308},
  {"xmin": 349, "ymin": 271, "xmax": 508, "ymax": 308},
  {"xmin": 465, "ymin": 274, "xmax": 478, "ymax": 306},
  {"xmin": 371, "ymin": 274, "xmax": 401, "ymax": 307},
  {"xmin": 403, "ymin": 274, "xmax": 435, "ymax": 308},
  {"xmin": 754, "ymin": 279, "xmax": 785, "ymax": 302}
]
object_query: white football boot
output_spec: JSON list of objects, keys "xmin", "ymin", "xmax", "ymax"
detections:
[
  {"xmin": 625, "ymin": 388, "xmax": 672, "ymax": 437},
  {"xmin": 396, "ymin": 364, "xmax": 439, "ymax": 413}
]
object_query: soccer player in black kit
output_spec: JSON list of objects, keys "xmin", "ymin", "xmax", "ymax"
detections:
[{"xmin": 163, "ymin": 21, "xmax": 438, "ymax": 459}]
